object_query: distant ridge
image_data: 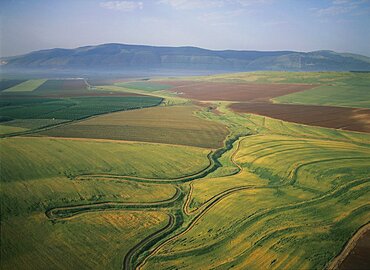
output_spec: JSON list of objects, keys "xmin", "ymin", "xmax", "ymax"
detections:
[{"xmin": 2, "ymin": 43, "xmax": 370, "ymax": 73}]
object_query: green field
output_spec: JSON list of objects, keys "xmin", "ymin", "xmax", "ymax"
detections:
[
  {"xmin": 0, "ymin": 118, "xmax": 67, "ymax": 134},
  {"xmin": 1, "ymin": 71, "xmax": 370, "ymax": 270},
  {"xmin": 3, "ymin": 79, "xmax": 47, "ymax": 92},
  {"xmin": 0, "ymin": 125, "xmax": 27, "ymax": 135},
  {"xmin": 273, "ymin": 84, "xmax": 370, "ymax": 108},
  {"xmin": 0, "ymin": 137, "xmax": 210, "ymax": 182},
  {"xmin": 0, "ymin": 136, "xmax": 212, "ymax": 269},
  {"xmin": 1, "ymin": 211, "xmax": 169, "ymax": 269},
  {"xmin": 0, "ymin": 96, "xmax": 162, "ymax": 136},
  {"xmin": 115, "ymin": 81, "xmax": 172, "ymax": 92},
  {"xmin": 0, "ymin": 96, "xmax": 162, "ymax": 120},
  {"xmin": 0, "ymin": 79, "xmax": 26, "ymax": 91},
  {"xmin": 139, "ymin": 108, "xmax": 370, "ymax": 270}
]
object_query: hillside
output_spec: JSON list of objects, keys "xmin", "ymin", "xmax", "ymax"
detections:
[{"xmin": 2, "ymin": 44, "xmax": 370, "ymax": 73}]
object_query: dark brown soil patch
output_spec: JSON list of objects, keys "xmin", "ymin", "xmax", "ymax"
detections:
[
  {"xmin": 164, "ymin": 81, "xmax": 317, "ymax": 102},
  {"xmin": 229, "ymin": 102, "xmax": 370, "ymax": 133},
  {"xmin": 339, "ymin": 230, "xmax": 370, "ymax": 270},
  {"xmin": 41, "ymin": 91, "xmax": 146, "ymax": 98}
]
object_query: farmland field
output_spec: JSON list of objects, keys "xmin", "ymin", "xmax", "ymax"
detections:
[
  {"xmin": 273, "ymin": 84, "xmax": 370, "ymax": 109},
  {"xmin": 0, "ymin": 79, "xmax": 27, "ymax": 91},
  {"xmin": 39, "ymin": 105, "xmax": 229, "ymax": 148},
  {"xmin": 116, "ymin": 81, "xmax": 173, "ymax": 92},
  {"xmin": 1, "ymin": 71, "xmax": 369, "ymax": 270},
  {"xmin": 229, "ymin": 102, "xmax": 370, "ymax": 133},
  {"xmin": 0, "ymin": 96, "xmax": 162, "ymax": 136},
  {"xmin": 34, "ymin": 79, "xmax": 88, "ymax": 93},
  {"xmin": 3, "ymin": 79, "xmax": 47, "ymax": 92},
  {"xmin": 167, "ymin": 81, "xmax": 316, "ymax": 102}
]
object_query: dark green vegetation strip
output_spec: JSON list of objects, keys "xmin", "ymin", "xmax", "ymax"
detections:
[{"xmin": 0, "ymin": 96, "xmax": 162, "ymax": 121}]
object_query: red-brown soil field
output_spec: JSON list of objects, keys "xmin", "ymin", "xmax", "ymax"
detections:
[
  {"xmin": 164, "ymin": 81, "xmax": 317, "ymax": 102},
  {"xmin": 229, "ymin": 102, "xmax": 370, "ymax": 133}
]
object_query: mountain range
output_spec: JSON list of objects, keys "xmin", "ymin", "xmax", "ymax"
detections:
[{"xmin": 2, "ymin": 43, "xmax": 370, "ymax": 73}]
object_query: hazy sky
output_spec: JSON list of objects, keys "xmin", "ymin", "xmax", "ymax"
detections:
[{"xmin": 1, "ymin": 0, "xmax": 370, "ymax": 57}]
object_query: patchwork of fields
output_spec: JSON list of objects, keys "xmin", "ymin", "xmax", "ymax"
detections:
[
  {"xmin": 1, "ymin": 72, "xmax": 369, "ymax": 270},
  {"xmin": 0, "ymin": 79, "xmax": 163, "ymax": 136}
]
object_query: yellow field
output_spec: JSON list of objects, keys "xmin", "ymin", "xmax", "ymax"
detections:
[
  {"xmin": 1, "ymin": 211, "xmax": 169, "ymax": 270},
  {"xmin": 137, "ymin": 105, "xmax": 370, "ymax": 270},
  {"xmin": 0, "ymin": 125, "xmax": 27, "ymax": 135}
]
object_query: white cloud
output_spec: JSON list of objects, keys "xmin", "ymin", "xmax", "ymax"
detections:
[
  {"xmin": 198, "ymin": 10, "xmax": 242, "ymax": 26},
  {"xmin": 158, "ymin": 0, "xmax": 273, "ymax": 9},
  {"xmin": 232, "ymin": 0, "xmax": 272, "ymax": 7},
  {"xmin": 316, "ymin": 5, "xmax": 356, "ymax": 15},
  {"xmin": 158, "ymin": 0, "xmax": 224, "ymax": 10},
  {"xmin": 315, "ymin": 0, "xmax": 369, "ymax": 16},
  {"xmin": 100, "ymin": 1, "xmax": 143, "ymax": 11},
  {"xmin": 332, "ymin": 0, "xmax": 350, "ymax": 4}
]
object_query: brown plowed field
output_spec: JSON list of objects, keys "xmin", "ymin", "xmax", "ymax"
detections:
[
  {"xmin": 164, "ymin": 81, "xmax": 317, "ymax": 102},
  {"xmin": 39, "ymin": 105, "xmax": 229, "ymax": 149},
  {"xmin": 338, "ymin": 230, "xmax": 370, "ymax": 270},
  {"xmin": 229, "ymin": 102, "xmax": 370, "ymax": 133}
]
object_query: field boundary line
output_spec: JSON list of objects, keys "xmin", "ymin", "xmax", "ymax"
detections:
[{"xmin": 16, "ymin": 135, "xmax": 215, "ymax": 150}]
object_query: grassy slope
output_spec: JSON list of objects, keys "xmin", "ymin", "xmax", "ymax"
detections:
[
  {"xmin": 267, "ymin": 72, "xmax": 369, "ymax": 108},
  {"xmin": 39, "ymin": 105, "xmax": 229, "ymax": 149},
  {"xmin": 1, "ymin": 118, "xmax": 67, "ymax": 131},
  {"xmin": 0, "ymin": 136, "xmax": 209, "ymax": 217},
  {"xmin": 1, "ymin": 211, "xmax": 169, "ymax": 270},
  {"xmin": 273, "ymin": 84, "xmax": 370, "ymax": 108},
  {"xmin": 2, "ymin": 72, "xmax": 370, "ymax": 270},
  {"xmin": 3, "ymin": 79, "xmax": 47, "ymax": 92},
  {"xmin": 0, "ymin": 125, "xmax": 28, "ymax": 135},
  {"xmin": 0, "ymin": 136, "xmax": 210, "ymax": 182},
  {"xmin": 142, "ymin": 104, "xmax": 370, "ymax": 270},
  {"xmin": 1, "ymin": 136, "xmax": 211, "ymax": 269},
  {"xmin": 178, "ymin": 71, "xmax": 365, "ymax": 84},
  {"xmin": 148, "ymin": 182, "xmax": 369, "ymax": 270}
]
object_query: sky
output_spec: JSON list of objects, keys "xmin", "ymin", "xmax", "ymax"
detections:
[{"xmin": 1, "ymin": 0, "xmax": 370, "ymax": 57}]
